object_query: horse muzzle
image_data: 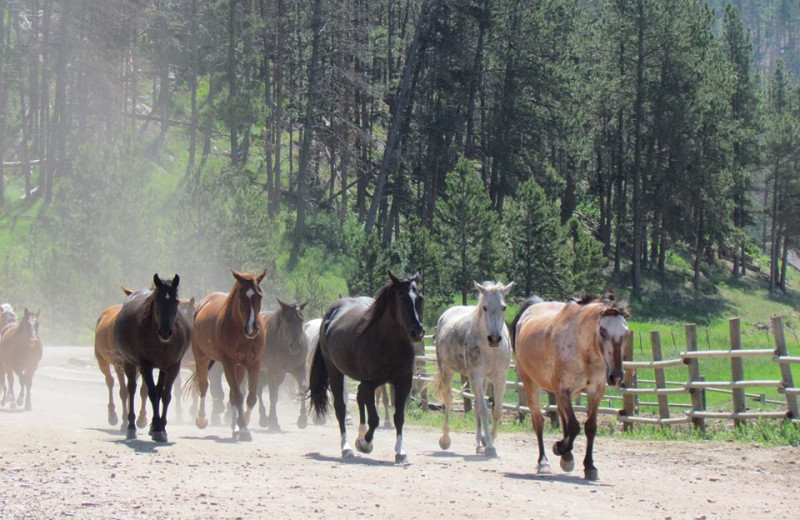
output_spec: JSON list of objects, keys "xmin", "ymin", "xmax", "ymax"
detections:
[
  {"xmin": 158, "ymin": 329, "xmax": 174, "ymax": 343},
  {"xmin": 243, "ymin": 325, "xmax": 259, "ymax": 340},
  {"xmin": 607, "ymin": 369, "xmax": 624, "ymax": 387},
  {"xmin": 487, "ymin": 335, "xmax": 502, "ymax": 347}
]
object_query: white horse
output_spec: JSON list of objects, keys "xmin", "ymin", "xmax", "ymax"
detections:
[{"xmin": 433, "ymin": 281, "xmax": 514, "ymax": 457}]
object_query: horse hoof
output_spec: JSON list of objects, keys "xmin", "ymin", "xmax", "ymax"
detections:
[
  {"xmin": 394, "ymin": 453, "xmax": 407, "ymax": 464},
  {"xmin": 356, "ymin": 439, "xmax": 373, "ymax": 454},
  {"xmin": 126, "ymin": 428, "xmax": 137, "ymax": 440},
  {"xmin": 196, "ymin": 417, "xmax": 208, "ymax": 429},
  {"xmin": 259, "ymin": 416, "xmax": 268, "ymax": 428},
  {"xmin": 438, "ymin": 436, "xmax": 451, "ymax": 450},
  {"xmin": 584, "ymin": 468, "xmax": 599, "ymax": 481},
  {"xmin": 537, "ymin": 462, "xmax": 552, "ymax": 474},
  {"xmin": 484, "ymin": 446, "xmax": 498, "ymax": 458},
  {"xmin": 297, "ymin": 415, "xmax": 308, "ymax": 430},
  {"xmin": 560, "ymin": 454, "xmax": 575, "ymax": 473},
  {"xmin": 238, "ymin": 430, "xmax": 253, "ymax": 442},
  {"xmin": 151, "ymin": 431, "xmax": 168, "ymax": 443},
  {"xmin": 108, "ymin": 413, "xmax": 119, "ymax": 426},
  {"xmin": 342, "ymin": 449, "xmax": 355, "ymax": 459},
  {"xmin": 136, "ymin": 416, "xmax": 148, "ymax": 429}
]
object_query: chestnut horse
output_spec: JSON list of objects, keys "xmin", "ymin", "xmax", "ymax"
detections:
[
  {"xmin": 191, "ymin": 268, "xmax": 266, "ymax": 441},
  {"xmin": 114, "ymin": 274, "xmax": 191, "ymax": 442},
  {"xmin": 0, "ymin": 308, "xmax": 43, "ymax": 410},
  {"xmin": 257, "ymin": 299, "xmax": 308, "ymax": 431},
  {"xmin": 511, "ymin": 294, "xmax": 629, "ymax": 480},
  {"xmin": 310, "ymin": 271, "xmax": 424, "ymax": 462}
]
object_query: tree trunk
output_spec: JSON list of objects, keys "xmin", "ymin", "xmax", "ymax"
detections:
[
  {"xmin": 186, "ymin": 0, "xmax": 199, "ymax": 176},
  {"xmin": 0, "ymin": 0, "xmax": 7, "ymax": 207},
  {"xmin": 632, "ymin": 0, "xmax": 645, "ymax": 297},
  {"xmin": 228, "ymin": 0, "xmax": 239, "ymax": 166},
  {"xmin": 289, "ymin": 0, "xmax": 323, "ymax": 269},
  {"xmin": 464, "ymin": 0, "xmax": 489, "ymax": 158}
]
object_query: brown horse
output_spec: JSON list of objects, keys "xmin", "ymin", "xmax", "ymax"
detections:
[
  {"xmin": 191, "ymin": 268, "xmax": 266, "ymax": 441},
  {"xmin": 114, "ymin": 274, "xmax": 191, "ymax": 442},
  {"xmin": 511, "ymin": 294, "xmax": 629, "ymax": 480},
  {"xmin": 258, "ymin": 299, "xmax": 308, "ymax": 431},
  {"xmin": 310, "ymin": 271, "xmax": 424, "ymax": 462},
  {"xmin": 0, "ymin": 308, "xmax": 43, "ymax": 410}
]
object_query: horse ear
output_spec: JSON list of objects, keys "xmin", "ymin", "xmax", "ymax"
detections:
[
  {"xmin": 153, "ymin": 274, "xmax": 163, "ymax": 288},
  {"xmin": 413, "ymin": 269, "xmax": 422, "ymax": 283},
  {"xmin": 503, "ymin": 281, "xmax": 515, "ymax": 294},
  {"xmin": 121, "ymin": 286, "xmax": 134, "ymax": 296},
  {"xmin": 474, "ymin": 281, "xmax": 486, "ymax": 295},
  {"xmin": 388, "ymin": 270, "xmax": 400, "ymax": 284},
  {"xmin": 601, "ymin": 307, "xmax": 620, "ymax": 317},
  {"xmin": 172, "ymin": 274, "xmax": 180, "ymax": 288},
  {"xmin": 24, "ymin": 307, "xmax": 30, "ymax": 316},
  {"xmin": 231, "ymin": 268, "xmax": 244, "ymax": 281},
  {"xmin": 256, "ymin": 269, "xmax": 267, "ymax": 283},
  {"xmin": 189, "ymin": 297, "xmax": 196, "ymax": 306},
  {"xmin": 276, "ymin": 297, "xmax": 287, "ymax": 308},
  {"xmin": 299, "ymin": 300, "xmax": 309, "ymax": 311}
]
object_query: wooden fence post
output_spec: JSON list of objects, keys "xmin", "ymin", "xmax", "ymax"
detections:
[
  {"xmin": 685, "ymin": 323, "xmax": 706, "ymax": 431},
  {"xmin": 730, "ymin": 317, "xmax": 746, "ymax": 428},
  {"xmin": 651, "ymin": 331, "xmax": 670, "ymax": 423},
  {"xmin": 772, "ymin": 316, "xmax": 799, "ymax": 420},
  {"xmin": 622, "ymin": 330, "xmax": 635, "ymax": 432}
]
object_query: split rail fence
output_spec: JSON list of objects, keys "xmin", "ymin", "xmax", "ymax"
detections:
[{"xmin": 413, "ymin": 315, "xmax": 799, "ymax": 431}]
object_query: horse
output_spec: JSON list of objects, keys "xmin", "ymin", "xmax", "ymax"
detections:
[
  {"xmin": 433, "ymin": 281, "xmax": 514, "ymax": 457},
  {"xmin": 1, "ymin": 303, "xmax": 16, "ymax": 328},
  {"xmin": 310, "ymin": 271, "xmax": 424, "ymax": 462},
  {"xmin": 0, "ymin": 308, "xmax": 43, "ymax": 410},
  {"xmin": 510, "ymin": 294, "xmax": 629, "ymax": 480},
  {"xmin": 191, "ymin": 268, "xmax": 267, "ymax": 441},
  {"xmin": 257, "ymin": 299, "xmax": 308, "ymax": 431},
  {"xmin": 113, "ymin": 274, "xmax": 191, "ymax": 442}
]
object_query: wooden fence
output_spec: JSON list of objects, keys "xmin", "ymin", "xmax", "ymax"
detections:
[{"xmin": 413, "ymin": 315, "xmax": 799, "ymax": 430}]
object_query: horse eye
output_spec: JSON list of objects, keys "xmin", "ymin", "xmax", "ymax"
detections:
[
  {"xmin": 501, "ymin": 305, "xmax": 507, "ymax": 311},
  {"xmin": 482, "ymin": 306, "xmax": 487, "ymax": 312},
  {"xmin": 599, "ymin": 327, "xmax": 608, "ymax": 339}
]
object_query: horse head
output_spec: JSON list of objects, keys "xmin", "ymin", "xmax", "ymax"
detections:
[
  {"xmin": 22, "ymin": 307, "xmax": 40, "ymax": 344},
  {"xmin": 387, "ymin": 270, "xmax": 425, "ymax": 342},
  {"xmin": 597, "ymin": 299, "xmax": 630, "ymax": 387},
  {"xmin": 152, "ymin": 274, "xmax": 181, "ymax": 343},
  {"xmin": 276, "ymin": 298, "xmax": 307, "ymax": 355},
  {"xmin": 475, "ymin": 281, "xmax": 514, "ymax": 347},
  {"xmin": 231, "ymin": 268, "xmax": 266, "ymax": 339},
  {"xmin": 1, "ymin": 303, "xmax": 16, "ymax": 328}
]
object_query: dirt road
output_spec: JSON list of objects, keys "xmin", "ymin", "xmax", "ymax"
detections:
[{"xmin": 0, "ymin": 346, "xmax": 797, "ymax": 519}]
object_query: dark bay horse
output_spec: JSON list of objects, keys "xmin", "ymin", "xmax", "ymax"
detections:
[
  {"xmin": 114, "ymin": 274, "xmax": 191, "ymax": 442},
  {"xmin": 258, "ymin": 299, "xmax": 308, "ymax": 431},
  {"xmin": 0, "ymin": 308, "xmax": 42, "ymax": 410},
  {"xmin": 511, "ymin": 294, "xmax": 629, "ymax": 480},
  {"xmin": 191, "ymin": 268, "xmax": 266, "ymax": 441},
  {"xmin": 310, "ymin": 271, "xmax": 424, "ymax": 462}
]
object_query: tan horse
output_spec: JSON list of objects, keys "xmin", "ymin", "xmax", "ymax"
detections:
[
  {"xmin": 0, "ymin": 308, "xmax": 43, "ymax": 410},
  {"xmin": 191, "ymin": 268, "xmax": 266, "ymax": 441},
  {"xmin": 511, "ymin": 294, "xmax": 629, "ymax": 480}
]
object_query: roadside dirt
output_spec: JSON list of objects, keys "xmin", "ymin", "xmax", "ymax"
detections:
[{"xmin": 0, "ymin": 346, "xmax": 797, "ymax": 520}]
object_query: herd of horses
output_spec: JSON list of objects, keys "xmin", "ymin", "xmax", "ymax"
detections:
[{"xmin": 0, "ymin": 269, "xmax": 630, "ymax": 480}]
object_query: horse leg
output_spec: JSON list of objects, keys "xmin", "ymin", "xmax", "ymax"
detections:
[
  {"xmin": 356, "ymin": 382, "xmax": 379, "ymax": 454},
  {"xmin": 553, "ymin": 389, "xmax": 580, "ymax": 473},
  {"xmin": 210, "ymin": 362, "xmax": 226, "ymax": 426},
  {"xmin": 438, "ymin": 367, "xmax": 454, "ymax": 450},
  {"xmin": 378, "ymin": 385, "xmax": 392, "ymax": 429},
  {"xmin": 137, "ymin": 380, "xmax": 149, "ymax": 428},
  {"xmin": 6, "ymin": 369, "xmax": 15, "ymax": 409},
  {"xmin": 154, "ymin": 366, "xmax": 180, "ymax": 443},
  {"xmin": 23, "ymin": 367, "xmax": 34, "ymax": 411},
  {"xmin": 221, "ymin": 362, "xmax": 245, "ymax": 440},
  {"xmin": 583, "ymin": 390, "xmax": 604, "ymax": 481},
  {"xmin": 266, "ymin": 372, "xmax": 284, "ymax": 432},
  {"xmin": 97, "ymin": 357, "xmax": 118, "ymax": 425},
  {"xmin": 193, "ymin": 352, "xmax": 211, "ymax": 429},
  {"xmin": 471, "ymin": 372, "xmax": 496, "ymax": 457},
  {"xmin": 173, "ymin": 371, "xmax": 183, "ymax": 420},
  {"xmin": 522, "ymin": 377, "xmax": 550, "ymax": 473},
  {"xmin": 15, "ymin": 369, "xmax": 25, "ymax": 407},
  {"xmin": 343, "ymin": 375, "xmax": 351, "ymax": 425},
  {"xmin": 328, "ymin": 369, "xmax": 352, "ymax": 459},
  {"xmin": 115, "ymin": 365, "xmax": 129, "ymax": 432},
  {"xmin": 139, "ymin": 363, "xmax": 162, "ymax": 441},
  {"xmin": 292, "ymin": 367, "xmax": 308, "ymax": 429},
  {"xmin": 241, "ymin": 364, "xmax": 261, "ymax": 439},
  {"xmin": 124, "ymin": 362, "xmax": 138, "ymax": 440},
  {"xmin": 257, "ymin": 371, "xmax": 268, "ymax": 428},
  {"xmin": 490, "ymin": 372, "xmax": 506, "ymax": 443},
  {"xmin": 391, "ymin": 377, "xmax": 412, "ymax": 463}
]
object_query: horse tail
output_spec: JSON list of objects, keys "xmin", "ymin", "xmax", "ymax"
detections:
[
  {"xmin": 183, "ymin": 359, "xmax": 215, "ymax": 400},
  {"xmin": 509, "ymin": 296, "xmax": 543, "ymax": 352},
  {"xmin": 309, "ymin": 340, "xmax": 329, "ymax": 420},
  {"xmin": 431, "ymin": 360, "xmax": 449, "ymax": 403}
]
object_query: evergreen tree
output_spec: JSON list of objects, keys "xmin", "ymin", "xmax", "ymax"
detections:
[
  {"xmin": 434, "ymin": 157, "xmax": 502, "ymax": 305},
  {"xmin": 565, "ymin": 217, "xmax": 607, "ymax": 295}
]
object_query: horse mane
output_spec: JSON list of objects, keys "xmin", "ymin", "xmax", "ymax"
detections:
[
  {"xmin": 356, "ymin": 280, "xmax": 396, "ymax": 335},
  {"xmin": 570, "ymin": 292, "xmax": 630, "ymax": 319}
]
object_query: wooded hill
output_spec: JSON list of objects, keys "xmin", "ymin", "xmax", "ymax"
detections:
[{"xmin": 1, "ymin": 1, "xmax": 799, "ymax": 340}]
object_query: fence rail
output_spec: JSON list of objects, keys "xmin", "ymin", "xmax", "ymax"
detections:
[{"xmin": 413, "ymin": 315, "xmax": 799, "ymax": 430}]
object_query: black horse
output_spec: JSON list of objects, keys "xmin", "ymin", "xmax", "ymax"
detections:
[
  {"xmin": 310, "ymin": 271, "xmax": 424, "ymax": 463},
  {"xmin": 257, "ymin": 299, "xmax": 308, "ymax": 432},
  {"xmin": 114, "ymin": 274, "xmax": 191, "ymax": 442}
]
